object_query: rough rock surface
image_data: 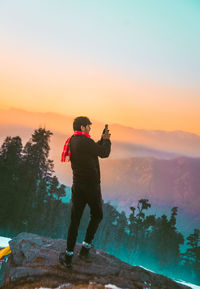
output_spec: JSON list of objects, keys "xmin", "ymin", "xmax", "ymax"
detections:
[{"xmin": 1, "ymin": 233, "xmax": 191, "ymax": 289}]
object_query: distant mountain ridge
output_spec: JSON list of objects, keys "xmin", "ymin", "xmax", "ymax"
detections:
[
  {"xmin": 1, "ymin": 108, "xmax": 200, "ymax": 158},
  {"xmin": 100, "ymin": 156, "xmax": 200, "ymax": 212}
]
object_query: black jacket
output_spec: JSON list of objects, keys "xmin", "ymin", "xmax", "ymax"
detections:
[{"xmin": 70, "ymin": 135, "xmax": 111, "ymax": 184}]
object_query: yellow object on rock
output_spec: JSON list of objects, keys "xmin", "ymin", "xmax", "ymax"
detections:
[{"xmin": 0, "ymin": 246, "xmax": 11, "ymax": 259}]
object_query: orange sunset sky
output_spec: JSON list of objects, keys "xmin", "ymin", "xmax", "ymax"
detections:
[{"xmin": 0, "ymin": 1, "xmax": 200, "ymax": 135}]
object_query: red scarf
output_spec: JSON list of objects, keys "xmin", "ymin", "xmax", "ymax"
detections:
[{"xmin": 61, "ymin": 130, "xmax": 91, "ymax": 162}]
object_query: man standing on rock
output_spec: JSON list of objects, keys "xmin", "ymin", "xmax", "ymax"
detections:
[{"xmin": 59, "ymin": 116, "xmax": 111, "ymax": 268}]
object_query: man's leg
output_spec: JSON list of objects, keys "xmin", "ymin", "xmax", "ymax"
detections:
[
  {"xmin": 60, "ymin": 184, "xmax": 86, "ymax": 267},
  {"xmin": 83, "ymin": 184, "xmax": 103, "ymax": 245},
  {"xmin": 59, "ymin": 185, "xmax": 86, "ymax": 268},
  {"xmin": 66, "ymin": 184, "xmax": 86, "ymax": 252}
]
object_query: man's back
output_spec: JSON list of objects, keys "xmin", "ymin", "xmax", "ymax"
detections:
[{"xmin": 70, "ymin": 134, "xmax": 111, "ymax": 184}]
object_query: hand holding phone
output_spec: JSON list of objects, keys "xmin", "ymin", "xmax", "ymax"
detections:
[
  {"xmin": 102, "ymin": 124, "xmax": 111, "ymax": 140},
  {"xmin": 102, "ymin": 124, "xmax": 108, "ymax": 134}
]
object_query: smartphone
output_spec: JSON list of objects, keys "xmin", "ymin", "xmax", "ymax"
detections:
[{"xmin": 103, "ymin": 124, "xmax": 108, "ymax": 134}]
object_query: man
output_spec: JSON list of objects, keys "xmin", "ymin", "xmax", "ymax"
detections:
[{"xmin": 59, "ymin": 116, "xmax": 111, "ymax": 268}]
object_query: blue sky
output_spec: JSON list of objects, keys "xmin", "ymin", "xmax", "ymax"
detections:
[{"xmin": 1, "ymin": 0, "xmax": 199, "ymax": 87}]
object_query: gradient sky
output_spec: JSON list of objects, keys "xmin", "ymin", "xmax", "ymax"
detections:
[{"xmin": 0, "ymin": 0, "xmax": 200, "ymax": 134}]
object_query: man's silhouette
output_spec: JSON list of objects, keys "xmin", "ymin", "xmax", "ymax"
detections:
[{"xmin": 59, "ymin": 116, "xmax": 111, "ymax": 267}]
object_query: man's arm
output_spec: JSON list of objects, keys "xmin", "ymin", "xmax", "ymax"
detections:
[
  {"xmin": 96, "ymin": 129, "xmax": 111, "ymax": 158},
  {"xmin": 83, "ymin": 137, "xmax": 111, "ymax": 158},
  {"xmin": 96, "ymin": 139, "xmax": 111, "ymax": 158}
]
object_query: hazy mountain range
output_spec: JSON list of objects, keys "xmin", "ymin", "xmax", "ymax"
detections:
[
  {"xmin": 1, "ymin": 108, "xmax": 200, "ymax": 235},
  {"xmin": 1, "ymin": 108, "xmax": 200, "ymax": 156},
  {"xmin": 100, "ymin": 156, "xmax": 200, "ymax": 210}
]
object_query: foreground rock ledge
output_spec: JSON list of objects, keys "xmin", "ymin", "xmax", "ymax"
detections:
[{"xmin": 2, "ymin": 233, "xmax": 190, "ymax": 289}]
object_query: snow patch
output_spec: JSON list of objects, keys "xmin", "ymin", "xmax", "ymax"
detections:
[
  {"xmin": 105, "ymin": 285, "xmax": 123, "ymax": 289},
  {"xmin": 139, "ymin": 265, "xmax": 155, "ymax": 273},
  {"xmin": 177, "ymin": 280, "xmax": 200, "ymax": 289},
  {"xmin": 0, "ymin": 237, "xmax": 11, "ymax": 248}
]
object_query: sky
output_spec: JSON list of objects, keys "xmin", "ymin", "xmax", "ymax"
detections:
[{"xmin": 0, "ymin": 0, "xmax": 200, "ymax": 134}]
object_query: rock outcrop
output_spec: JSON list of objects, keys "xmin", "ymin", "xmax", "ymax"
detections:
[{"xmin": 1, "ymin": 233, "xmax": 191, "ymax": 289}]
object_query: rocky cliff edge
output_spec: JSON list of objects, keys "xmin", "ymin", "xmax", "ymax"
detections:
[{"xmin": 1, "ymin": 233, "xmax": 191, "ymax": 289}]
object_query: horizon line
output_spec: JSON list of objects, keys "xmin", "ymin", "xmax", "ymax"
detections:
[{"xmin": 0, "ymin": 106, "xmax": 200, "ymax": 137}]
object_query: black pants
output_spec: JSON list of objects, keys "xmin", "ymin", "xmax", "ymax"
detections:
[{"xmin": 66, "ymin": 182, "xmax": 103, "ymax": 251}]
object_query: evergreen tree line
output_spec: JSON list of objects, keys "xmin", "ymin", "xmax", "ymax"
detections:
[{"xmin": 0, "ymin": 128, "xmax": 199, "ymax": 285}]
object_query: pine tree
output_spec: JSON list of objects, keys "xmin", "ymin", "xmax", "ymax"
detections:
[
  {"xmin": 0, "ymin": 136, "xmax": 23, "ymax": 233},
  {"xmin": 148, "ymin": 207, "xmax": 184, "ymax": 273},
  {"xmin": 128, "ymin": 199, "xmax": 154, "ymax": 250},
  {"xmin": 20, "ymin": 128, "xmax": 54, "ymax": 230},
  {"xmin": 183, "ymin": 229, "xmax": 200, "ymax": 282}
]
